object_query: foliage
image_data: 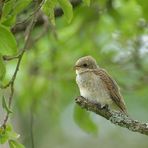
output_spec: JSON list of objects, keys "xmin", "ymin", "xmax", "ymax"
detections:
[
  {"xmin": 74, "ymin": 105, "xmax": 98, "ymax": 134},
  {"xmin": 0, "ymin": 0, "xmax": 148, "ymax": 148},
  {"xmin": 0, "ymin": 125, "xmax": 20, "ymax": 145}
]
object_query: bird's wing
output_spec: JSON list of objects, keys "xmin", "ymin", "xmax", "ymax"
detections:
[{"xmin": 93, "ymin": 68, "xmax": 127, "ymax": 114}]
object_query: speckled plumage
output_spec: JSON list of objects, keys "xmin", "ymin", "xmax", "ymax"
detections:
[{"xmin": 75, "ymin": 56, "xmax": 127, "ymax": 115}]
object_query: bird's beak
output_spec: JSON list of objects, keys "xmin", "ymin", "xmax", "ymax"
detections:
[{"xmin": 73, "ymin": 65, "xmax": 80, "ymax": 70}]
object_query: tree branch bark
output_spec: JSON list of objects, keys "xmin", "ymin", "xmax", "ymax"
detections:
[{"xmin": 75, "ymin": 96, "xmax": 148, "ymax": 136}]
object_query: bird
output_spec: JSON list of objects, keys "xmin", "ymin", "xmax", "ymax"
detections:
[{"xmin": 74, "ymin": 55, "xmax": 128, "ymax": 115}]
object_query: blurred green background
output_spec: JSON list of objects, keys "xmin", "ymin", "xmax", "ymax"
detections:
[{"xmin": 0, "ymin": 0, "xmax": 148, "ymax": 148}]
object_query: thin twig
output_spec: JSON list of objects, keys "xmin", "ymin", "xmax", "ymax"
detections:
[
  {"xmin": 75, "ymin": 96, "xmax": 148, "ymax": 136},
  {"xmin": 11, "ymin": 0, "xmax": 82, "ymax": 34},
  {"xmin": 15, "ymin": 0, "xmax": 45, "ymax": 26},
  {"xmin": 2, "ymin": 54, "xmax": 20, "ymax": 61},
  {"xmin": 0, "ymin": 0, "xmax": 5, "ymax": 19},
  {"xmin": 1, "ymin": 0, "xmax": 42, "ymax": 128},
  {"xmin": 31, "ymin": 10, "xmax": 50, "ymax": 44}
]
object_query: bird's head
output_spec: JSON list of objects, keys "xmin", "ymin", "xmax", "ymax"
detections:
[{"xmin": 74, "ymin": 56, "xmax": 98, "ymax": 74}]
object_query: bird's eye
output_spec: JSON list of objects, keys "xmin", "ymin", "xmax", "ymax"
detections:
[{"xmin": 83, "ymin": 63, "xmax": 88, "ymax": 67}]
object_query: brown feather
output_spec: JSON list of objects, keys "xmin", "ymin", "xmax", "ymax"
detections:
[{"xmin": 93, "ymin": 68, "xmax": 128, "ymax": 115}]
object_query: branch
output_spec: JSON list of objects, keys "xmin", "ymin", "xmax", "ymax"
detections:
[
  {"xmin": 75, "ymin": 96, "xmax": 148, "ymax": 136},
  {"xmin": 0, "ymin": 0, "xmax": 42, "ymax": 128},
  {"xmin": 11, "ymin": 0, "xmax": 82, "ymax": 34},
  {"xmin": 0, "ymin": 0, "xmax": 5, "ymax": 19}
]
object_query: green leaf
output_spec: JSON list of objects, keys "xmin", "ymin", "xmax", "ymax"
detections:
[
  {"xmin": 2, "ymin": 14, "xmax": 16, "ymax": 27},
  {"xmin": 83, "ymin": 0, "xmax": 91, "ymax": 6},
  {"xmin": 1, "ymin": 0, "xmax": 31, "ymax": 26},
  {"xmin": 0, "ymin": 127, "xmax": 9, "ymax": 144},
  {"xmin": 1, "ymin": 0, "xmax": 15, "ymax": 18},
  {"xmin": 9, "ymin": 140, "xmax": 25, "ymax": 148},
  {"xmin": 0, "ymin": 24, "xmax": 17, "ymax": 55},
  {"xmin": 74, "ymin": 105, "xmax": 98, "ymax": 134},
  {"xmin": 0, "ymin": 125, "xmax": 21, "ymax": 144},
  {"xmin": 57, "ymin": 0, "xmax": 73, "ymax": 23},
  {"xmin": 42, "ymin": 0, "xmax": 57, "ymax": 26},
  {"xmin": 2, "ymin": 96, "xmax": 13, "ymax": 114},
  {"xmin": 2, "ymin": 0, "xmax": 31, "ymax": 17},
  {"xmin": 0, "ymin": 125, "xmax": 12, "ymax": 144},
  {"xmin": 0, "ymin": 54, "xmax": 6, "ymax": 80},
  {"xmin": 136, "ymin": 0, "xmax": 148, "ymax": 19},
  {"xmin": 13, "ymin": 0, "xmax": 32, "ymax": 14}
]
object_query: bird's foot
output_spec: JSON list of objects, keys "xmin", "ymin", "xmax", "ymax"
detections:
[
  {"xmin": 89, "ymin": 101, "xmax": 109, "ymax": 111},
  {"xmin": 75, "ymin": 96, "xmax": 109, "ymax": 111},
  {"xmin": 96, "ymin": 103, "xmax": 109, "ymax": 110},
  {"xmin": 101, "ymin": 104, "xmax": 109, "ymax": 110}
]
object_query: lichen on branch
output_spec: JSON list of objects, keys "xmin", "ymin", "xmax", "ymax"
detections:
[{"xmin": 75, "ymin": 96, "xmax": 148, "ymax": 136}]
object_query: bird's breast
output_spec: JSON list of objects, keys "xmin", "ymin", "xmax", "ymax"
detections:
[{"xmin": 76, "ymin": 72, "xmax": 111, "ymax": 104}]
